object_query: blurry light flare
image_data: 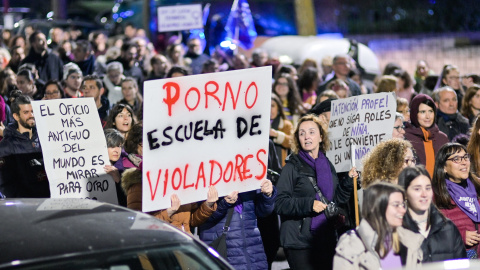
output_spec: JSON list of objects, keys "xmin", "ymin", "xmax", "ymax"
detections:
[
  {"xmin": 112, "ymin": 4, "xmax": 119, "ymax": 13},
  {"xmin": 46, "ymin": 11, "xmax": 54, "ymax": 18},
  {"xmin": 10, "ymin": 260, "xmax": 20, "ymax": 266},
  {"xmin": 220, "ymin": 40, "xmax": 231, "ymax": 48},
  {"xmin": 14, "ymin": 22, "xmax": 19, "ymax": 28},
  {"xmin": 229, "ymin": 44, "xmax": 237, "ymax": 50},
  {"xmin": 207, "ymin": 247, "xmax": 221, "ymax": 258},
  {"xmin": 100, "ymin": 17, "xmax": 107, "ymax": 23},
  {"xmin": 443, "ymin": 259, "xmax": 470, "ymax": 269},
  {"xmin": 428, "ymin": 9, "xmax": 434, "ymax": 15}
]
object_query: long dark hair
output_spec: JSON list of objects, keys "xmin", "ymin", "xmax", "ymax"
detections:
[
  {"xmin": 362, "ymin": 182, "xmax": 405, "ymax": 258},
  {"xmin": 398, "ymin": 165, "xmax": 437, "ymax": 230},
  {"xmin": 432, "ymin": 143, "xmax": 480, "ymax": 209},
  {"xmin": 273, "ymin": 73, "xmax": 305, "ymax": 115},
  {"xmin": 105, "ymin": 103, "xmax": 136, "ymax": 131}
]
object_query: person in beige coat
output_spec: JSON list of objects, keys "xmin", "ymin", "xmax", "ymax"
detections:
[{"xmin": 334, "ymin": 182, "xmax": 424, "ymax": 270}]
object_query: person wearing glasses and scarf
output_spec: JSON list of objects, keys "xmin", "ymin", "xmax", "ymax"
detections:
[{"xmin": 432, "ymin": 143, "xmax": 480, "ymax": 258}]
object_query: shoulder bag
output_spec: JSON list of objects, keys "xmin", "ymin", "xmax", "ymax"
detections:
[{"xmin": 208, "ymin": 207, "xmax": 234, "ymax": 259}]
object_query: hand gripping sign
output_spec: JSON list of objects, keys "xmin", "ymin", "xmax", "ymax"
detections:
[
  {"xmin": 326, "ymin": 92, "xmax": 396, "ymax": 172},
  {"xmin": 143, "ymin": 66, "xmax": 272, "ymax": 212},
  {"xmin": 32, "ymin": 98, "xmax": 118, "ymax": 204}
]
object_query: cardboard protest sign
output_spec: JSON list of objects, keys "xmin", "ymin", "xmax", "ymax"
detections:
[
  {"xmin": 158, "ymin": 4, "xmax": 203, "ymax": 32},
  {"xmin": 32, "ymin": 98, "xmax": 118, "ymax": 204},
  {"xmin": 143, "ymin": 66, "xmax": 272, "ymax": 212},
  {"xmin": 326, "ymin": 92, "xmax": 396, "ymax": 172}
]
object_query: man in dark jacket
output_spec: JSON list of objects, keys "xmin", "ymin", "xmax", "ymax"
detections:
[
  {"xmin": 0, "ymin": 95, "xmax": 50, "ymax": 198},
  {"xmin": 81, "ymin": 75, "xmax": 110, "ymax": 127},
  {"xmin": 433, "ymin": 86, "xmax": 470, "ymax": 141},
  {"xmin": 21, "ymin": 31, "xmax": 63, "ymax": 82},
  {"xmin": 317, "ymin": 54, "xmax": 361, "ymax": 96},
  {"xmin": 73, "ymin": 39, "xmax": 96, "ymax": 76}
]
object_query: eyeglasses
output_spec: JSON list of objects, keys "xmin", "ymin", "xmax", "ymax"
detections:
[
  {"xmin": 389, "ymin": 202, "xmax": 406, "ymax": 209},
  {"xmin": 404, "ymin": 158, "xmax": 417, "ymax": 166},
  {"xmin": 447, "ymin": 154, "xmax": 470, "ymax": 164},
  {"xmin": 45, "ymin": 91, "xmax": 60, "ymax": 97},
  {"xmin": 393, "ymin": 125, "xmax": 405, "ymax": 131},
  {"xmin": 447, "ymin": 76, "xmax": 460, "ymax": 80},
  {"xmin": 277, "ymin": 82, "xmax": 289, "ymax": 86}
]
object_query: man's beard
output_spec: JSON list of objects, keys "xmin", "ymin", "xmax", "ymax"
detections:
[{"xmin": 18, "ymin": 117, "xmax": 35, "ymax": 130}]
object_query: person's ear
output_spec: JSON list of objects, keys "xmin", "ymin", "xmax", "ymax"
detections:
[{"xmin": 12, "ymin": 113, "xmax": 19, "ymax": 122}]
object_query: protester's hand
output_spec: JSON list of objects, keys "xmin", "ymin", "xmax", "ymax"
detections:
[
  {"xmin": 206, "ymin": 186, "xmax": 218, "ymax": 208},
  {"xmin": 466, "ymin": 230, "xmax": 480, "ymax": 246},
  {"xmin": 224, "ymin": 191, "xmax": 239, "ymax": 204},
  {"xmin": 260, "ymin": 179, "xmax": 273, "ymax": 197},
  {"xmin": 269, "ymin": 128, "xmax": 278, "ymax": 138},
  {"xmin": 104, "ymin": 165, "xmax": 121, "ymax": 183},
  {"xmin": 313, "ymin": 200, "xmax": 327, "ymax": 213},
  {"xmin": 167, "ymin": 194, "xmax": 181, "ymax": 217},
  {"xmin": 0, "ymin": 122, "xmax": 4, "ymax": 137},
  {"xmin": 348, "ymin": 167, "xmax": 358, "ymax": 178}
]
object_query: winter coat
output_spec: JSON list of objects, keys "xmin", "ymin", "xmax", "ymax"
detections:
[
  {"xmin": 436, "ymin": 110, "xmax": 470, "ymax": 141},
  {"xmin": 404, "ymin": 123, "xmax": 448, "ymax": 168},
  {"xmin": 403, "ymin": 204, "xmax": 466, "ymax": 262},
  {"xmin": 21, "ymin": 49, "xmax": 64, "ymax": 82},
  {"xmin": 271, "ymin": 116, "xmax": 293, "ymax": 167},
  {"xmin": 0, "ymin": 123, "xmax": 49, "ymax": 198},
  {"xmin": 440, "ymin": 199, "xmax": 480, "ymax": 257},
  {"xmin": 275, "ymin": 153, "xmax": 353, "ymax": 250},
  {"xmin": 333, "ymin": 219, "xmax": 424, "ymax": 270},
  {"xmin": 121, "ymin": 168, "xmax": 217, "ymax": 233},
  {"xmin": 198, "ymin": 189, "xmax": 277, "ymax": 270}
]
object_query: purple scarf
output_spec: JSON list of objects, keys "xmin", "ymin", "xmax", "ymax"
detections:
[
  {"xmin": 298, "ymin": 150, "xmax": 334, "ymax": 232},
  {"xmin": 445, "ymin": 178, "xmax": 480, "ymax": 222}
]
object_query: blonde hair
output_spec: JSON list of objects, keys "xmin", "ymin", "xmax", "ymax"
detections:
[
  {"xmin": 291, "ymin": 114, "xmax": 330, "ymax": 154},
  {"xmin": 376, "ymin": 75, "xmax": 398, "ymax": 93}
]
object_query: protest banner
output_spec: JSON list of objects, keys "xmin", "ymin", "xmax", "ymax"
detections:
[
  {"xmin": 158, "ymin": 4, "xmax": 203, "ymax": 32},
  {"xmin": 143, "ymin": 66, "xmax": 272, "ymax": 212},
  {"xmin": 326, "ymin": 92, "xmax": 396, "ymax": 172},
  {"xmin": 32, "ymin": 98, "xmax": 118, "ymax": 204}
]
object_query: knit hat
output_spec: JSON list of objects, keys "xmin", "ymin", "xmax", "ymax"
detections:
[{"xmin": 63, "ymin": 62, "xmax": 82, "ymax": 81}]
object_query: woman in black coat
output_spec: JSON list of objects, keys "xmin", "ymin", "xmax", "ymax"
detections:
[
  {"xmin": 274, "ymin": 114, "xmax": 356, "ymax": 270},
  {"xmin": 398, "ymin": 165, "xmax": 466, "ymax": 262}
]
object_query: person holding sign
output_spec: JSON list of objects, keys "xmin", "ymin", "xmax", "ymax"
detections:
[
  {"xmin": 198, "ymin": 180, "xmax": 276, "ymax": 270},
  {"xmin": 404, "ymin": 94, "xmax": 448, "ymax": 177},
  {"xmin": 275, "ymin": 114, "xmax": 356, "ymax": 270},
  {"xmin": 0, "ymin": 94, "xmax": 49, "ymax": 198}
]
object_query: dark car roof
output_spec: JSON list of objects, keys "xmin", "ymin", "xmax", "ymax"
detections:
[{"xmin": 0, "ymin": 198, "xmax": 194, "ymax": 266}]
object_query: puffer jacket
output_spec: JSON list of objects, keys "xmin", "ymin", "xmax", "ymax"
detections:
[
  {"xmin": 403, "ymin": 204, "xmax": 466, "ymax": 262},
  {"xmin": 334, "ymin": 219, "xmax": 424, "ymax": 270},
  {"xmin": 0, "ymin": 123, "xmax": 49, "ymax": 198},
  {"xmin": 121, "ymin": 168, "xmax": 217, "ymax": 233},
  {"xmin": 198, "ymin": 188, "xmax": 277, "ymax": 270}
]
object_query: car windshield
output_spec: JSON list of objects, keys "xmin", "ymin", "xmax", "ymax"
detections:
[{"xmin": 10, "ymin": 244, "xmax": 229, "ymax": 270}]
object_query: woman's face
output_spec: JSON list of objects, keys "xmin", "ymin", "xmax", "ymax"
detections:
[
  {"xmin": 392, "ymin": 118, "xmax": 405, "ymax": 139},
  {"xmin": 108, "ymin": 146, "xmax": 122, "ymax": 163},
  {"xmin": 406, "ymin": 175, "xmax": 433, "ymax": 213},
  {"xmin": 443, "ymin": 69, "xmax": 461, "ymax": 90},
  {"xmin": 275, "ymin": 78, "xmax": 289, "ymax": 99},
  {"xmin": 386, "ymin": 192, "xmax": 406, "ymax": 228},
  {"xmin": 417, "ymin": 103, "xmax": 434, "ymax": 128},
  {"xmin": 469, "ymin": 90, "xmax": 480, "ymax": 111},
  {"xmin": 270, "ymin": 100, "xmax": 278, "ymax": 120},
  {"xmin": 44, "ymin": 84, "xmax": 62, "ymax": 100},
  {"xmin": 114, "ymin": 108, "xmax": 133, "ymax": 134},
  {"xmin": 121, "ymin": 81, "xmax": 138, "ymax": 103},
  {"xmin": 403, "ymin": 147, "xmax": 416, "ymax": 169},
  {"xmin": 16, "ymin": 75, "xmax": 34, "ymax": 95},
  {"xmin": 444, "ymin": 149, "xmax": 470, "ymax": 183},
  {"xmin": 397, "ymin": 104, "xmax": 410, "ymax": 122},
  {"xmin": 298, "ymin": 121, "xmax": 322, "ymax": 154}
]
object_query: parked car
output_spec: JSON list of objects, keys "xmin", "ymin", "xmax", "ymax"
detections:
[{"xmin": 0, "ymin": 198, "xmax": 233, "ymax": 270}]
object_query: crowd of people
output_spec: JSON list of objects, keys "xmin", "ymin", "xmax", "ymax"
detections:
[{"xmin": 0, "ymin": 22, "xmax": 479, "ymax": 270}]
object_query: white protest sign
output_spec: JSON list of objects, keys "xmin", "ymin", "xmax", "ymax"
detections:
[
  {"xmin": 143, "ymin": 66, "xmax": 272, "ymax": 212},
  {"xmin": 326, "ymin": 92, "xmax": 396, "ymax": 172},
  {"xmin": 158, "ymin": 4, "xmax": 203, "ymax": 32},
  {"xmin": 32, "ymin": 98, "xmax": 118, "ymax": 204}
]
